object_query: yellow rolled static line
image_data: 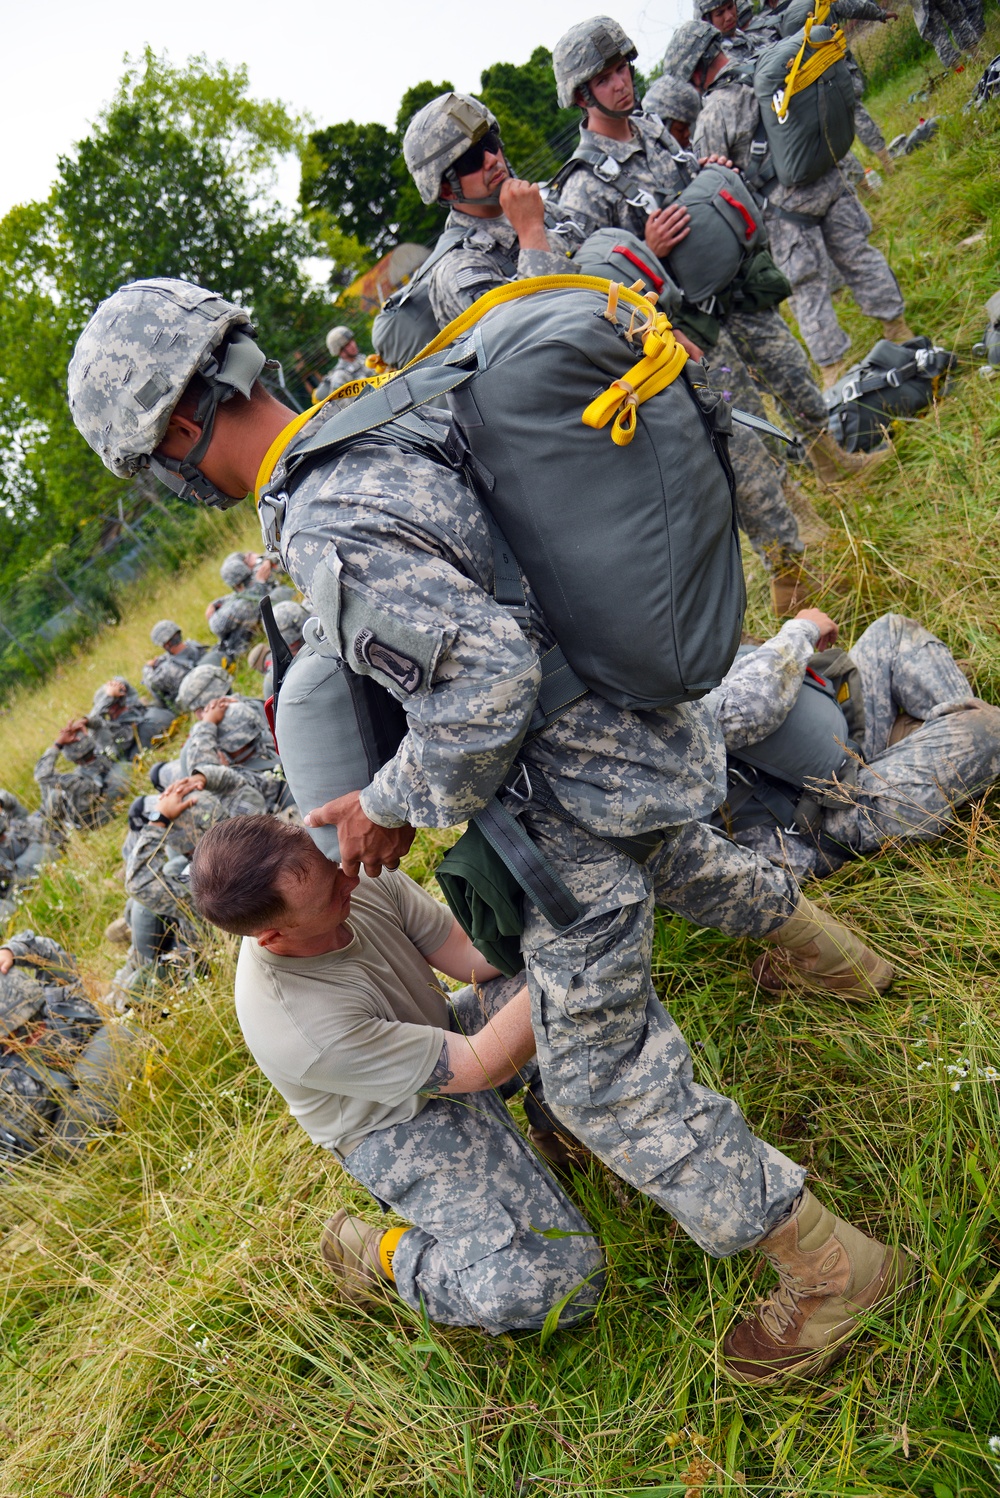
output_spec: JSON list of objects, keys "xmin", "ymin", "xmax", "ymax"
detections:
[{"xmin": 774, "ymin": 0, "xmax": 848, "ymax": 125}]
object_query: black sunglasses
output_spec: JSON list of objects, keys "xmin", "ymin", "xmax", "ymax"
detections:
[{"xmin": 452, "ymin": 129, "xmax": 504, "ymax": 178}]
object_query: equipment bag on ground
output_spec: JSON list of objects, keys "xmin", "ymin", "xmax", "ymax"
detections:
[
  {"xmin": 753, "ymin": 11, "xmax": 856, "ymax": 187},
  {"xmin": 825, "ymin": 335, "xmax": 957, "ymax": 452}
]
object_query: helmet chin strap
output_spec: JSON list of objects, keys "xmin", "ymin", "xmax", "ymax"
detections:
[
  {"xmin": 581, "ymin": 63, "xmax": 638, "ymax": 119},
  {"xmin": 442, "ymin": 153, "xmax": 512, "ymax": 209}
]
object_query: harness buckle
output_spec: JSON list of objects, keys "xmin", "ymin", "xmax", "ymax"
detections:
[
  {"xmin": 504, "ymin": 763, "xmax": 533, "ymax": 805},
  {"xmin": 885, "ymin": 368, "xmax": 902, "ymax": 388},
  {"xmin": 625, "ymin": 188, "xmax": 660, "ymax": 215},
  {"xmin": 595, "ymin": 155, "xmax": 622, "ymax": 183}
]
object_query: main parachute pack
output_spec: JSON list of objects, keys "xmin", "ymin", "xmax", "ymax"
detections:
[{"xmin": 825, "ymin": 336, "xmax": 957, "ymax": 452}]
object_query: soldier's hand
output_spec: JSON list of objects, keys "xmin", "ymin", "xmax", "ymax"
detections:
[
  {"xmin": 645, "ymin": 203, "xmax": 690, "ymax": 257},
  {"xmin": 699, "ymin": 153, "xmax": 735, "ymax": 169},
  {"xmin": 156, "ymin": 782, "xmax": 199, "ymax": 821},
  {"xmin": 499, "ymin": 178, "xmax": 549, "ymax": 249},
  {"xmin": 795, "ymin": 607, "xmax": 839, "ymax": 650},
  {"xmin": 674, "ymin": 331, "xmax": 704, "ymax": 362},
  {"xmin": 253, "ymin": 558, "xmax": 274, "ymax": 583},
  {"xmin": 304, "ymin": 790, "xmax": 416, "ymax": 878},
  {"xmin": 102, "ymin": 679, "xmax": 126, "ymax": 697},
  {"xmin": 206, "ymin": 601, "xmax": 220, "ymax": 620},
  {"xmin": 203, "ymin": 697, "xmax": 229, "ymax": 725},
  {"xmin": 0, "ymin": 947, "xmax": 13, "ymax": 975},
  {"xmin": 55, "ymin": 718, "xmax": 87, "ymax": 747}
]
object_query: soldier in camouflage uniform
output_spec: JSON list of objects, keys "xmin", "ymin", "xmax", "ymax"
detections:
[
  {"xmin": 911, "ymin": 0, "xmax": 984, "ymax": 69},
  {"xmin": 553, "ymin": 23, "xmax": 887, "ymax": 589},
  {"xmin": 0, "ymin": 931, "xmax": 136, "ymax": 1161},
  {"xmin": 402, "ymin": 92, "xmax": 583, "ymax": 329},
  {"xmin": 183, "ymin": 696, "xmax": 291, "ymax": 813},
  {"xmin": 746, "ymin": 0, "xmax": 897, "ymax": 167},
  {"xmin": 674, "ymin": 21, "xmax": 912, "ymax": 383},
  {"xmin": 90, "ymin": 676, "xmax": 175, "ymax": 760},
  {"xmin": 710, "ymin": 607, "xmax": 1000, "ymax": 882},
  {"xmin": 313, "ymin": 327, "xmax": 368, "ymax": 402},
  {"xmin": 189, "ymin": 816, "xmax": 603, "ymax": 1332},
  {"xmin": 0, "ymin": 790, "xmax": 64, "ymax": 907},
  {"xmin": 67, "ymin": 276, "xmax": 911, "ymax": 1379},
  {"xmin": 33, "ymin": 721, "xmax": 132, "ymax": 831},
  {"xmin": 175, "ymin": 664, "xmax": 268, "ymax": 777},
  {"xmin": 694, "ymin": 0, "xmax": 760, "ymax": 61},
  {"xmin": 142, "ymin": 619, "xmax": 207, "ymax": 711}
]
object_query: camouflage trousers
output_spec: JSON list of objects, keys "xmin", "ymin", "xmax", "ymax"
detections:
[
  {"xmin": 855, "ymin": 103, "xmax": 887, "ymax": 156},
  {"xmin": 519, "ymin": 808, "xmax": 805, "ymax": 1258},
  {"xmin": 915, "ymin": 0, "xmax": 984, "ymax": 66},
  {"xmin": 726, "ymin": 307, "xmax": 830, "ymax": 443},
  {"xmin": 342, "ymin": 976, "xmax": 605, "ymax": 1334},
  {"xmin": 766, "ymin": 188, "xmax": 905, "ymax": 366},
  {"xmin": 710, "ymin": 327, "xmax": 804, "ymax": 563},
  {"xmin": 735, "ymin": 614, "xmax": 1000, "ymax": 881}
]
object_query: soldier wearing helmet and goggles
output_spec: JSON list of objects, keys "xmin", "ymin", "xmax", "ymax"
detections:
[{"xmin": 401, "ymin": 92, "xmax": 582, "ymax": 328}]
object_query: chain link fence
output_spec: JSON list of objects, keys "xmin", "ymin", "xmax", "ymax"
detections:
[{"xmin": 0, "ymin": 478, "xmax": 249, "ymax": 705}]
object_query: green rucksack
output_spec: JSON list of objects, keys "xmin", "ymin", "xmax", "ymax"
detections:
[
  {"xmin": 753, "ymin": 16, "xmax": 856, "ymax": 187},
  {"xmin": 825, "ymin": 336, "xmax": 957, "ymax": 452}
]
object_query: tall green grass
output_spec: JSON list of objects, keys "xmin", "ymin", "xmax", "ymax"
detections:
[{"xmin": 2, "ymin": 21, "xmax": 1000, "ymax": 1495}]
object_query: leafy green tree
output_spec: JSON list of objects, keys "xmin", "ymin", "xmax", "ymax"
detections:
[{"xmin": 479, "ymin": 47, "xmax": 580, "ymax": 178}]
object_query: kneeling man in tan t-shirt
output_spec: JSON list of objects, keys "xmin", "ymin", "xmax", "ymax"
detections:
[{"xmin": 190, "ymin": 815, "xmax": 603, "ymax": 1334}]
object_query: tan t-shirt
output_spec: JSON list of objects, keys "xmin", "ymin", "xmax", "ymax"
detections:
[{"xmin": 235, "ymin": 870, "xmax": 453, "ymax": 1156}]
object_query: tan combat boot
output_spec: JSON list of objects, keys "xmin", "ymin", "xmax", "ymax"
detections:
[
  {"xmin": 881, "ymin": 315, "xmax": 914, "ymax": 343},
  {"xmin": 806, "ymin": 430, "xmax": 891, "ymax": 488},
  {"xmin": 104, "ymin": 916, "xmax": 131, "ymax": 947},
  {"xmin": 817, "ymin": 357, "xmax": 848, "ymax": 390},
  {"xmin": 319, "ymin": 1209, "xmax": 406, "ymax": 1297},
  {"xmin": 753, "ymin": 893, "xmax": 894, "ymax": 1001},
  {"xmin": 723, "ymin": 1189, "xmax": 913, "ymax": 1382},
  {"xmin": 876, "ymin": 148, "xmax": 895, "ymax": 174}
]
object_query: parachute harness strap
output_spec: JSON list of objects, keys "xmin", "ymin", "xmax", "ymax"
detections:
[
  {"xmin": 275, "ymin": 275, "xmax": 687, "ymax": 462},
  {"xmin": 773, "ymin": 2, "xmax": 846, "ymax": 124}
]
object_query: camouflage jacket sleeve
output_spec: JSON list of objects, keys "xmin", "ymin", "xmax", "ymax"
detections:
[
  {"xmin": 832, "ymin": 0, "xmax": 889, "ymax": 19},
  {"xmin": 185, "ymin": 720, "xmax": 223, "ymax": 766},
  {"xmin": 125, "ymin": 825, "xmax": 190, "ymax": 917},
  {"xmin": 196, "ymin": 762, "xmax": 272, "ymax": 806},
  {"xmin": 693, "ymin": 86, "xmax": 758, "ymax": 173},
  {"xmin": 33, "ymin": 745, "xmax": 62, "ymax": 789},
  {"xmin": 3, "ymin": 929, "xmax": 78, "ymax": 984},
  {"xmin": 708, "ymin": 618, "xmax": 821, "ymax": 750},
  {"xmin": 428, "ymin": 238, "xmax": 571, "ymax": 327}
]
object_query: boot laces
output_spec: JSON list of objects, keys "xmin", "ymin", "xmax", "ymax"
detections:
[{"xmin": 757, "ymin": 1259, "xmax": 808, "ymax": 1338}]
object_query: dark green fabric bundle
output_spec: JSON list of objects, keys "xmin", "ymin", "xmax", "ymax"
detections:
[{"xmin": 436, "ymin": 822, "xmax": 525, "ymax": 978}]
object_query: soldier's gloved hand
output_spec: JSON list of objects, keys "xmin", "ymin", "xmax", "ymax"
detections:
[
  {"xmin": 0, "ymin": 947, "xmax": 14, "ymax": 975},
  {"xmin": 499, "ymin": 178, "xmax": 550, "ymax": 252},
  {"xmin": 794, "ymin": 607, "xmax": 839, "ymax": 651},
  {"xmin": 645, "ymin": 203, "xmax": 691, "ymax": 258},
  {"xmin": 304, "ymin": 790, "xmax": 416, "ymax": 879}
]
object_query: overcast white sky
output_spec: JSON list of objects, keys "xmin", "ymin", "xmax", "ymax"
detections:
[{"xmin": 1, "ymin": 0, "xmax": 688, "ymax": 220}]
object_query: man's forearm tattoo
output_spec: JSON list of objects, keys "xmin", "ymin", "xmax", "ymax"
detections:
[{"xmin": 419, "ymin": 1039, "xmax": 454, "ymax": 1095}]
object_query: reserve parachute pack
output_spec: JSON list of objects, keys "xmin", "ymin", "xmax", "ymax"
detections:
[
  {"xmin": 555, "ymin": 136, "xmax": 765, "ymax": 306},
  {"xmin": 753, "ymin": 0, "xmax": 856, "ymax": 187},
  {"xmin": 715, "ymin": 645, "xmax": 865, "ymax": 853},
  {"xmin": 279, "ymin": 276, "xmax": 746, "ymax": 713},
  {"xmin": 825, "ymin": 336, "xmax": 957, "ymax": 452},
  {"xmin": 973, "ymin": 290, "xmax": 1000, "ymax": 369}
]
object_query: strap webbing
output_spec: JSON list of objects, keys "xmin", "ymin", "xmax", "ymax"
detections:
[
  {"xmin": 472, "ymin": 798, "xmax": 583, "ymax": 929},
  {"xmin": 259, "ymin": 596, "xmax": 293, "ymax": 703}
]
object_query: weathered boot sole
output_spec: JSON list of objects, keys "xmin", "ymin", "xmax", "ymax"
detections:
[{"xmin": 722, "ymin": 1247, "xmax": 917, "ymax": 1385}]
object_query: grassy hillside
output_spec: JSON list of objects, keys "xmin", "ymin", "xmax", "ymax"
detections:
[{"xmin": 2, "ymin": 17, "xmax": 1000, "ymax": 1495}]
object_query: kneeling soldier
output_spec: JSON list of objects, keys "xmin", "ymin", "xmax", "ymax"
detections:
[{"xmin": 191, "ymin": 815, "xmax": 605, "ymax": 1334}]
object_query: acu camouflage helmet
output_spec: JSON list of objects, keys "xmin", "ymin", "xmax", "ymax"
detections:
[
  {"xmin": 216, "ymin": 700, "xmax": 265, "ymax": 757},
  {"xmin": 271, "ymin": 599, "xmax": 308, "ymax": 646},
  {"xmin": 660, "ymin": 20, "xmax": 724, "ymax": 86},
  {"xmin": 67, "ymin": 278, "xmax": 274, "ymax": 509},
  {"xmin": 642, "ymin": 73, "xmax": 704, "ymax": 125},
  {"xmin": 177, "ymin": 664, "xmax": 234, "ymax": 714},
  {"xmin": 403, "ymin": 93, "xmax": 502, "ymax": 205},
  {"xmin": 151, "ymin": 619, "xmax": 184, "ymax": 648},
  {"xmin": 325, "ymin": 326, "xmax": 355, "ymax": 359},
  {"xmin": 552, "ymin": 17, "xmax": 639, "ymax": 111},
  {"xmin": 61, "ymin": 731, "xmax": 100, "ymax": 764},
  {"xmin": 220, "ymin": 551, "xmax": 253, "ymax": 589}
]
